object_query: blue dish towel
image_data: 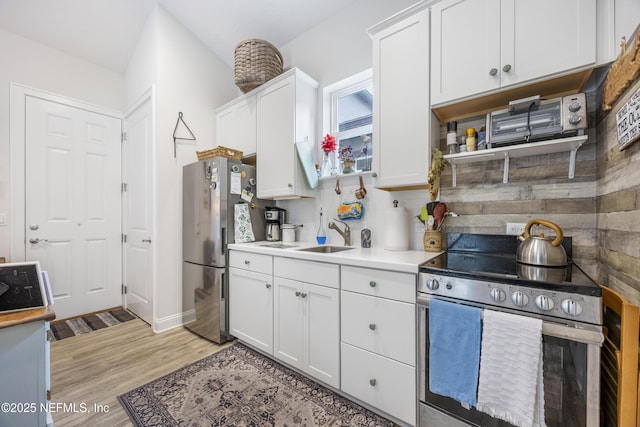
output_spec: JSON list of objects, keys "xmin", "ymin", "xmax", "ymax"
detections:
[{"xmin": 429, "ymin": 298, "xmax": 482, "ymax": 407}]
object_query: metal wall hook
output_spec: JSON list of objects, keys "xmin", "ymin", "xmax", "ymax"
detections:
[{"xmin": 173, "ymin": 112, "xmax": 196, "ymax": 158}]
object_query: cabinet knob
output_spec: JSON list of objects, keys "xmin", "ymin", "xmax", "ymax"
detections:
[
  {"xmin": 244, "ymin": 260, "xmax": 250, "ymax": 265},
  {"xmin": 369, "ymin": 281, "xmax": 376, "ymax": 288},
  {"xmin": 265, "ymin": 283, "xmax": 271, "ymax": 289},
  {"xmin": 369, "ymin": 379, "xmax": 377, "ymax": 387},
  {"xmin": 295, "ymin": 291, "xmax": 301, "ymax": 297},
  {"xmin": 371, "ymin": 172, "xmax": 377, "ymax": 178},
  {"xmin": 502, "ymin": 64, "xmax": 512, "ymax": 72},
  {"xmin": 489, "ymin": 68, "xmax": 498, "ymax": 76},
  {"xmin": 288, "ymin": 183, "xmax": 293, "ymax": 188},
  {"xmin": 369, "ymin": 323, "xmax": 376, "ymax": 330},
  {"xmin": 301, "ymin": 292, "xmax": 307, "ymax": 298}
]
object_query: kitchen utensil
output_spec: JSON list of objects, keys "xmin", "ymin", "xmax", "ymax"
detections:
[
  {"xmin": 355, "ymin": 175, "xmax": 367, "ymax": 199},
  {"xmin": 335, "ymin": 178, "xmax": 341, "ymax": 195},
  {"xmin": 516, "ymin": 219, "xmax": 567, "ymax": 266},
  {"xmin": 436, "ymin": 211, "xmax": 459, "ymax": 231},
  {"xmin": 433, "ymin": 202, "xmax": 447, "ymax": 230},
  {"xmin": 426, "ymin": 201, "xmax": 438, "ymax": 216}
]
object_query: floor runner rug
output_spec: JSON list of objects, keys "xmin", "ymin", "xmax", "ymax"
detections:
[
  {"xmin": 118, "ymin": 342, "xmax": 395, "ymax": 426},
  {"xmin": 49, "ymin": 308, "xmax": 136, "ymax": 341}
]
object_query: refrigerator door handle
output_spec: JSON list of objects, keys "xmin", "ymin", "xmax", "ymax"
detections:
[{"xmin": 221, "ymin": 227, "xmax": 226, "ymax": 254}]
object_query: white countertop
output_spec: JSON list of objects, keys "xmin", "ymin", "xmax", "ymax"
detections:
[{"xmin": 228, "ymin": 241, "xmax": 441, "ymax": 273}]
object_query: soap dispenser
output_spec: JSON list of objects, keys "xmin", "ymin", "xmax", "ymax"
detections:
[{"xmin": 316, "ymin": 208, "xmax": 327, "ymax": 244}]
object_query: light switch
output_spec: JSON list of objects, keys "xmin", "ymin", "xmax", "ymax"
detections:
[{"xmin": 0, "ymin": 214, "xmax": 6, "ymax": 226}]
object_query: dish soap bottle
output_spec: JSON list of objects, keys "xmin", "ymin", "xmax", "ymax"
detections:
[{"xmin": 316, "ymin": 208, "xmax": 327, "ymax": 244}]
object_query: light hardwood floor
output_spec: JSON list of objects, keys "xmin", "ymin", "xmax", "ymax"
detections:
[{"xmin": 50, "ymin": 318, "xmax": 231, "ymax": 426}]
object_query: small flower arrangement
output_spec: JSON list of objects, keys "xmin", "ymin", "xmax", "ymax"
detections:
[
  {"xmin": 338, "ymin": 146, "xmax": 354, "ymax": 162},
  {"xmin": 321, "ymin": 134, "xmax": 336, "ymax": 153}
]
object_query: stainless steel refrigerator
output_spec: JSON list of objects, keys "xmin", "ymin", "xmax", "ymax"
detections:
[{"xmin": 182, "ymin": 157, "xmax": 265, "ymax": 343}]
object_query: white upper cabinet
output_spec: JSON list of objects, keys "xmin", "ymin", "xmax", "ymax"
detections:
[
  {"xmin": 431, "ymin": 0, "xmax": 597, "ymax": 106},
  {"xmin": 256, "ymin": 68, "xmax": 318, "ymax": 199},
  {"xmin": 369, "ymin": 4, "xmax": 434, "ymax": 190},
  {"xmin": 215, "ymin": 95, "xmax": 257, "ymax": 156}
]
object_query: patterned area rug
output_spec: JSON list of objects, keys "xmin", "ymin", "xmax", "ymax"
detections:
[
  {"xmin": 118, "ymin": 343, "xmax": 395, "ymax": 426},
  {"xmin": 50, "ymin": 308, "xmax": 136, "ymax": 341}
]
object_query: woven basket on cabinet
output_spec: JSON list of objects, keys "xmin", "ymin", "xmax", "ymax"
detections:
[{"xmin": 234, "ymin": 39, "xmax": 283, "ymax": 93}]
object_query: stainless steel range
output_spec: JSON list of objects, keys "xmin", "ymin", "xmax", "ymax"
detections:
[{"xmin": 418, "ymin": 233, "xmax": 603, "ymax": 427}]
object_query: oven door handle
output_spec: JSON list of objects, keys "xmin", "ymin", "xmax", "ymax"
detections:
[{"xmin": 418, "ymin": 294, "xmax": 603, "ymax": 346}]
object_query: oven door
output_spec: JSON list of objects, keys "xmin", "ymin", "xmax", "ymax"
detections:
[{"xmin": 417, "ymin": 294, "xmax": 602, "ymax": 427}]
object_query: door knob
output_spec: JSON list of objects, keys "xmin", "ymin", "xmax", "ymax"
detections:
[
  {"xmin": 142, "ymin": 238, "xmax": 152, "ymax": 243},
  {"xmin": 29, "ymin": 237, "xmax": 48, "ymax": 244},
  {"xmin": 29, "ymin": 224, "xmax": 39, "ymax": 231}
]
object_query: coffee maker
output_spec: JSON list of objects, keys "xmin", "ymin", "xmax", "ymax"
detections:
[{"xmin": 264, "ymin": 207, "xmax": 286, "ymax": 241}]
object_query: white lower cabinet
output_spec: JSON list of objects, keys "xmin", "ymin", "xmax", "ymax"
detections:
[
  {"xmin": 342, "ymin": 342, "xmax": 416, "ymax": 426},
  {"xmin": 229, "ymin": 252, "xmax": 274, "ymax": 354},
  {"xmin": 340, "ymin": 266, "xmax": 417, "ymax": 426},
  {"xmin": 273, "ymin": 258, "xmax": 340, "ymax": 389}
]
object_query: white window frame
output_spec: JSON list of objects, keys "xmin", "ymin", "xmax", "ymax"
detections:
[{"xmin": 322, "ymin": 69, "xmax": 373, "ymax": 167}]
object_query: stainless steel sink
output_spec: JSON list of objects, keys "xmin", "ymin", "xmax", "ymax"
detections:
[{"xmin": 297, "ymin": 246, "xmax": 355, "ymax": 253}]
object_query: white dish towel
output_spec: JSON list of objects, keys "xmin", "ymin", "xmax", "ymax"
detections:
[{"xmin": 476, "ymin": 309, "xmax": 546, "ymax": 427}]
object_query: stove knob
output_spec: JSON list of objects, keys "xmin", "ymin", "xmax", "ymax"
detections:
[
  {"xmin": 535, "ymin": 295, "xmax": 555, "ymax": 311},
  {"xmin": 561, "ymin": 299, "xmax": 583, "ymax": 316},
  {"xmin": 511, "ymin": 291, "xmax": 529, "ymax": 307},
  {"xmin": 426, "ymin": 278, "xmax": 439, "ymax": 290},
  {"xmin": 490, "ymin": 288, "xmax": 506, "ymax": 302}
]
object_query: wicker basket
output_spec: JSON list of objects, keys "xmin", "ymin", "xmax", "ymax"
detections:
[
  {"xmin": 196, "ymin": 146, "xmax": 243, "ymax": 161},
  {"xmin": 234, "ymin": 39, "xmax": 283, "ymax": 93}
]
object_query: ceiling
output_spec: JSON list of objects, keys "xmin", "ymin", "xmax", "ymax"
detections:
[{"xmin": 0, "ymin": 0, "xmax": 358, "ymax": 72}]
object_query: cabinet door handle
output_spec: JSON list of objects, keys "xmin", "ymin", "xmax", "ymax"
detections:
[
  {"xmin": 369, "ymin": 323, "xmax": 376, "ymax": 330},
  {"xmin": 142, "ymin": 238, "xmax": 152, "ymax": 243},
  {"xmin": 369, "ymin": 281, "xmax": 376, "ymax": 288},
  {"xmin": 502, "ymin": 64, "xmax": 512, "ymax": 72},
  {"xmin": 265, "ymin": 283, "xmax": 271, "ymax": 289},
  {"xmin": 295, "ymin": 291, "xmax": 301, "ymax": 297},
  {"xmin": 489, "ymin": 68, "xmax": 498, "ymax": 76},
  {"xmin": 300, "ymin": 292, "xmax": 307, "ymax": 298},
  {"xmin": 369, "ymin": 379, "xmax": 377, "ymax": 387}
]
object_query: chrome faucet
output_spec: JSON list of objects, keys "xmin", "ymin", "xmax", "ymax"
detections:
[{"xmin": 328, "ymin": 218, "xmax": 351, "ymax": 246}]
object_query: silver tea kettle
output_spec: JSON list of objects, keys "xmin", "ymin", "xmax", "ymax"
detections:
[{"xmin": 516, "ymin": 219, "xmax": 567, "ymax": 266}]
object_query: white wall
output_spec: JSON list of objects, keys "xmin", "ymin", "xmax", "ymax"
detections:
[
  {"xmin": 126, "ymin": 5, "xmax": 236, "ymax": 330},
  {"xmin": 0, "ymin": 28, "xmax": 125, "ymax": 261},
  {"xmin": 276, "ymin": 0, "xmax": 427, "ymax": 250}
]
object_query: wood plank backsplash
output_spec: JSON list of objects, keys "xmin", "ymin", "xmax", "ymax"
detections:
[
  {"xmin": 433, "ymin": 78, "xmax": 640, "ymax": 306},
  {"xmin": 595, "ymin": 76, "xmax": 640, "ymax": 306}
]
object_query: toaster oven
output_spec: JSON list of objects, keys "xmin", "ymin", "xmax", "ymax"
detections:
[{"xmin": 487, "ymin": 94, "xmax": 587, "ymax": 148}]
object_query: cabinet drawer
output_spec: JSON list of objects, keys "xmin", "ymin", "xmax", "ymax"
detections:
[
  {"xmin": 341, "ymin": 343, "xmax": 416, "ymax": 426},
  {"xmin": 341, "ymin": 291, "xmax": 415, "ymax": 366},
  {"xmin": 341, "ymin": 266, "xmax": 415, "ymax": 303},
  {"xmin": 274, "ymin": 257, "xmax": 339, "ymax": 289},
  {"xmin": 229, "ymin": 251, "xmax": 272, "ymax": 275}
]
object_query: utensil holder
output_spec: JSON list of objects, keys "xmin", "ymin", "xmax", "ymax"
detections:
[{"xmin": 423, "ymin": 231, "xmax": 442, "ymax": 252}]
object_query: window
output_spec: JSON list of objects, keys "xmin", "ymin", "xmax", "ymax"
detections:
[{"xmin": 323, "ymin": 69, "xmax": 373, "ymax": 173}]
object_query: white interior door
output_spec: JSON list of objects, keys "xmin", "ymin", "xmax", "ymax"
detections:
[
  {"xmin": 25, "ymin": 96, "xmax": 122, "ymax": 320},
  {"xmin": 123, "ymin": 94, "xmax": 154, "ymax": 325}
]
